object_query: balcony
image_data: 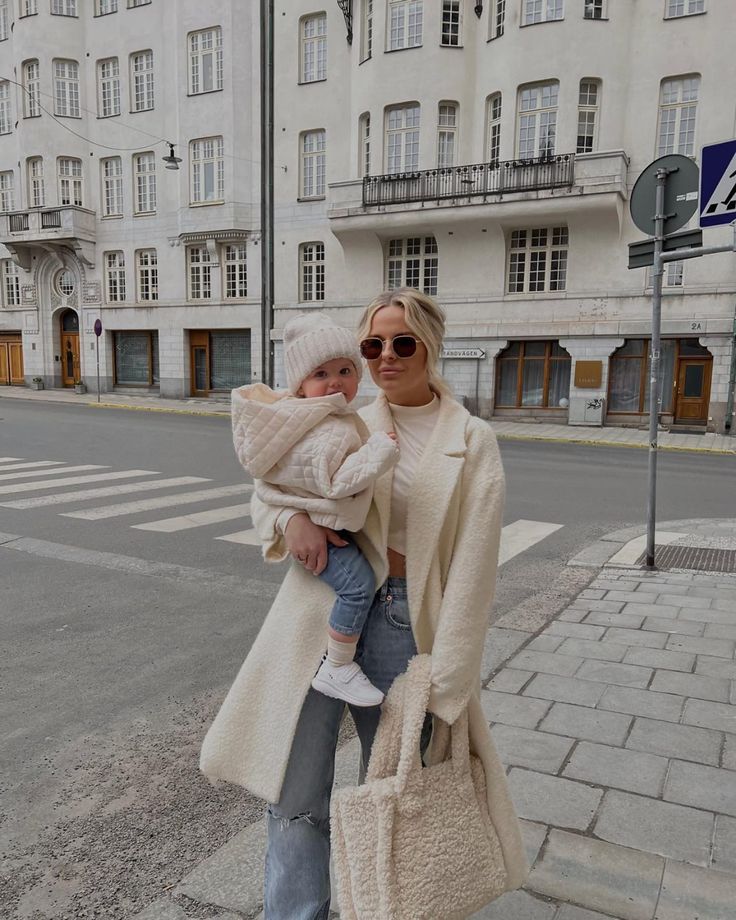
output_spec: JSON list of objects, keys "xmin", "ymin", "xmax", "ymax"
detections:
[{"xmin": 0, "ymin": 206, "xmax": 97, "ymax": 268}]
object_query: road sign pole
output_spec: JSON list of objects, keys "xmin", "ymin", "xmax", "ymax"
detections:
[{"xmin": 96, "ymin": 336, "xmax": 100, "ymax": 404}]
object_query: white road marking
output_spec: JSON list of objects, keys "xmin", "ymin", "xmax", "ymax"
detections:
[
  {"xmin": 498, "ymin": 520, "xmax": 564, "ymax": 565},
  {"xmin": 608, "ymin": 531, "xmax": 685, "ymax": 567},
  {"xmin": 62, "ymin": 484, "xmax": 251, "ymax": 520},
  {"xmin": 1, "ymin": 476, "xmax": 209, "ymax": 509},
  {"xmin": 215, "ymin": 528, "xmax": 261, "ymax": 546},
  {"xmin": 0, "ymin": 460, "xmax": 65, "ymax": 473},
  {"xmin": 0, "ymin": 457, "xmax": 24, "ymax": 463},
  {"xmin": 0, "ymin": 464, "xmax": 107, "ymax": 483},
  {"xmin": 0, "ymin": 470, "xmax": 156, "ymax": 496},
  {"xmin": 133, "ymin": 502, "xmax": 252, "ymax": 533}
]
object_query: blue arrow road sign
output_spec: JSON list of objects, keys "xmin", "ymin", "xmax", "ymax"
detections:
[{"xmin": 700, "ymin": 139, "xmax": 736, "ymax": 228}]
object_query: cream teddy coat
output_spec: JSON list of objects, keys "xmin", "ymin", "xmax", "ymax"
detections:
[{"xmin": 200, "ymin": 392, "xmax": 529, "ymax": 893}]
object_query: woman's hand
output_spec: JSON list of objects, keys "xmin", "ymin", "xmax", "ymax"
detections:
[{"xmin": 284, "ymin": 513, "xmax": 347, "ymax": 575}]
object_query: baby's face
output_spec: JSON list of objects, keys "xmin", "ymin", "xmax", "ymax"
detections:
[{"xmin": 298, "ymin": 358, "xmax": 360, "ymax": 401}]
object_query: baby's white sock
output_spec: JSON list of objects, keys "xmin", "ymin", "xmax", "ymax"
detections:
[{"xmin": 327, "ymin": 635, "xmax": 358, "ymax": 668}]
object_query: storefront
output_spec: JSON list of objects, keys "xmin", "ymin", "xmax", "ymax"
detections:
[
  {"xmin": 189, "ymin": 329, "xmax": 251, "ymax": 397},
  {"xmin": 494, "ymin": 340, "xmax": 571, "ymax": 416},
  {"xmin": 113, "ymin": 331, "xmax": 160, "ymax": 388}
]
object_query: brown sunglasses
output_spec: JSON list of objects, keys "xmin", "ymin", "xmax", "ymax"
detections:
[{"xmin": 359, "ymin": 335, "xmax": 419, "ymax": 361}]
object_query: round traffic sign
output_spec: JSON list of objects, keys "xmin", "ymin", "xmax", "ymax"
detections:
[
  {"xmin": 94, "ymin": 319, "xmax": 103, "ymax": 337},
  {"xmin": 630, "ymin": 154, "xmax": 700, "ymax": 237}
]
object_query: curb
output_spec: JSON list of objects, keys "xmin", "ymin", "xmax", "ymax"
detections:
[
  {"xmin": 494, "ymin": 432, "xmax": 736, "ymax": 456},
  {"xmin": 86, "ymin": 402, "xmax": 229, "ymax": 418}
]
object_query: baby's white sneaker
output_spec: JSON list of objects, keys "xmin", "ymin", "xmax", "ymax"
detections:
[{"xmin": 311, "ymin": 657, "xmax": 384, "ymax": 707}]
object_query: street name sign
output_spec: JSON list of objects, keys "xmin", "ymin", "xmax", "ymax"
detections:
[
  {"xmin": 628, "ymin": 227, "xmax": 703, "ymax": 269},
  {"xmin": 700, "ymin": 139, "xmax": 736, "ymax": 228},
  {"xmin": 442, "ymin": 347, "xmax": 485, "ymax": 359}
]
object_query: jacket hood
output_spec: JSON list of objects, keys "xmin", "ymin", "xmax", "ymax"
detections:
[{"xmin": 232, "ymin": 383, "xmax": 354, "ymax": 479}]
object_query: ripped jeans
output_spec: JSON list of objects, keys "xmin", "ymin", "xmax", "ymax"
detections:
[{"xmin": 263, "ymin": 578, "xmax": 418, "ymax": 920}]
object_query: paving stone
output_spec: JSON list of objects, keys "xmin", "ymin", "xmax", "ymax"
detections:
[
  {"xmin": 650, "ymin": 670, "xmax": 731, "ymax": 703},
  {"xmin": 664, "ymin": 759, "xmax": 736, "ymax": 817},
  {"xmin": 626, "ymin": 717, "xmax": 722, "ymax": 766},
  {"xmin": 510, "ymin": 649, "xmax": 584, "ymax": 677},
  {"xmin": 576, "ymin": 660, "xmax": 652, "ymax": 689},
  {"xmin": 682, "ymin": 698, "xmax": 736, "ymax": 734},
  {"xmin": 689, "ymin": 585, "xmax": 736, "ymax": 600},
  {"xmin": 580, "ymin": 588, "xmax": 607, "ymax": 600},
  {"xmin": 636, "ymin": 582, "xmax": 691, "ymax": 596},
  {"xmin": 539, "ymin": 702, "xmax": 631, "ymax": 745},
  {"xmin": 584, "ymin": 611, "xmax": 646, "ymax": 629},
  {"xmin": 519, "ymin": 818, "xmax": 548, "ymax": 867},
  {"xmin": 704, "ymin": 622, "xmax": 736, "ymax": 640},
  {"xmin": 594, "ymin": 579, "xmax": 643, "ymax": 592},
  {"xmin": 654, "ymin": 859, "xmax": 736, "ymax": 920},
  {"xmin": 712, "ymin": 815, "xmax": 736, "ymax": 874},
  {"xmin": 557, "ymin": 638, "xmax": 628, "ymax": 662},
  {"xmin": 507, "ymin": 769, "xmax": 602, "ymax": 830},
  {"xmin": 598, "ymin": 686, "xmax": 684, "ymax": 723},
  {"xmin": 470, "ymin": 888, "xmax": 557, "ymax": 920},
  {"xmin": 528, "ymin": 829, "xmax": 663, "ymax": 920},
  {"xmin": 558, "ymin": 607, "xmax": 589, "ymax": 623},
  {"xmin": 695, "ymin": 656, "xmax": 736, "ymax": 679},
  {"xmin": 622, "ymin": 647, "xmax": 695, "ymax": 672},
  {"xmin": 482, "ymin": 626, "xmax": 532, "ymax": 675},
  {"xmin": 666, "ymin": 634, "xmax": 735, "ymax": 658},
  {"xmin": 713, "ymin": 597, "xmax": 736, "ymax": 612},
  {"xmin": 482, "ymin": 689, "xmax": 552, "ymax": 728},
  {"xmin": 673, "ymin": 606, "xmax": 736, "ymax": 626},
  {"xmin": 642, "ymin": 616, "xmax": 705, "ymax": 636},
  {"xmin": 605, "ymin": 590, "xmax": 651, "ymax": 604},
  {"xmin": 546, "ymin": 622, "xmax": 608, "ymax": 640},
  {"xmin": 490, "ymin": 723, "xmax": 575, "ymax": 773},
  {"xmin": 724, "ymin": 733, "xmax": 736, "ymax": 770},
  {"xmin": 657, "ymin": 593, "xmax": 712, "ymax": 610},
  {"xmin": 621, "ymin": 602, "xmax": 681, "ymax": 619},
  {"xmin": 604, "ymin": 627, "xmax": 669, "ymax": 649},
  {"xmin": 594, "ymin": 790, "xmax": 713, "ymax": 867},
  {"xmin": 526, "ymin": 634, "xmax": 567, "ymax": 652},
  {"xmin": 567, "ymin": 599, "xmax": 626, "ymax": 614},
  {"xmin": 524, "ymin": 674, "xmax": 607, "ymax": 708},
  {"xmin": 486, "ymin": 668, "xmax": 534, "ymax": 693},
  {"xmin": 563, "ymin": 742, "xmax": 668, "ymax": 797},
  {"xmin": 555, "ymin": 907, "xmax": 621, "ymax": 920}
]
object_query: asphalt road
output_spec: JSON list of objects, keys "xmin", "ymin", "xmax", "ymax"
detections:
[{"xmin": 1, "ymin": 399, "xmax": 734, "ymax": 919}]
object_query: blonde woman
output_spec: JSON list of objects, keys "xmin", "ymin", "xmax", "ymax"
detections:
[{"xmin": 201, "ymin": 288, "xmax": 528, "ymax": 918}]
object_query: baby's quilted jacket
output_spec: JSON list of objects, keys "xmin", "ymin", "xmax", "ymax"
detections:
[{"xmin": 232, "ymin": 383, "xmax": 399, "ymax": 535}]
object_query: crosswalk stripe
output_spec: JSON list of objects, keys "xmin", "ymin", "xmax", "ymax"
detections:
[
  {"xmin": 0, "ymin": 457, "xmax": 24, "ymax": 463},
  {"xmin": 498, "ymin": 520, "xmax": 563, "ymax": 565},
  {"xmin": 215, "ymin": 528, "xmax": 261, "ymax": 546},
  {"xmin": 132, "ymin": 502, "xmax": 252, "ymax": 533},
  {"xmin": 0, "ymin": 460, "xmax": 65, "ymax": 473},
  {"xmin": 0, "ymin": 469, "xmax": 157, "ymax": 496},
  {"xmin": 1, "ymin": 476, "xmax": 210, "ymax": 509},
  {"xmin": 0, "ymin": 464, "xmax": 107, "ymax": 483},
  {"xmin": 61, "ymin": 483, "xmax": 252, "ymax": 520}
]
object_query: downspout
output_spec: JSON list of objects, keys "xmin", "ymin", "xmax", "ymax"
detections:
[{"xmin": 724, "ymin": 303, "xmax": 736, "ymax": 433}]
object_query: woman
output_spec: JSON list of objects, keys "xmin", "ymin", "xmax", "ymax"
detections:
[{"xmin": 201, "ymin": 289, "xmax": 528, "ymax": 918}]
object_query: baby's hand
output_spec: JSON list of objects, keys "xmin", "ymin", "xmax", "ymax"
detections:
[{"xmin": 387, "ymin": 431, "xmax": 398, "ymax": 443}]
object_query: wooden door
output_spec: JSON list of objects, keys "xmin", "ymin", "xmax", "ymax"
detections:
[
  {"xmin": 674, "ymin": 358, "xmax": 711, "ymax": 424},
  {"xmin": 0, "ymin": 343, "xmax": 8, "ymax": 385},
  {"xmin": 0, "ymin": 335, "xmax": 24, "ymax": 385},
  {"xmin": 190, "ymin": 331, "xmax": 210, "ymax": 396},
  {"xmin": 9, "ymin": 341, "xmax": 24, "ymax": 384},
  {"xmin": 61, "ymin": 333, "xmax": 80, "ymax": 387}
]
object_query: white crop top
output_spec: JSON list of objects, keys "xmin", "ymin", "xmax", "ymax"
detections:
[{"xmin": 387, "ymin": 395, "xmax": 441, "ymax": 556}]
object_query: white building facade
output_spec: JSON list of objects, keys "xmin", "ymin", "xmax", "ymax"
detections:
[
  {"xmin": 271, "ymin": 0, "xmax": 736, "ymax": 432},
  {"xmin": 0, "ymin": 0, "xmax": 261, "ymax": 399}
]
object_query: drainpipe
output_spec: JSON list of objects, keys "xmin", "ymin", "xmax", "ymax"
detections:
[{"xmin": 725, "ymin": 303, "xmax": 736, "ymax": 434}]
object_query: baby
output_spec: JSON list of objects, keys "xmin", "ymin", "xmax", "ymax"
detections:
[{"xmin": 231, "ymin": 312, "xmax": 399, "ymax": 707}]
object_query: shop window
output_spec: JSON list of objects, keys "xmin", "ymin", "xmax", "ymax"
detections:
[
  {"xmin": 608, "ymin": 338, "xmax": 680, "ymax": 414},
  {"xmin": 496, "ymin": 340, "xmax": 571, "ymax": 408},
  {"xmin": 211, "ymin": 331, "xmax": 251, "ymax": 390},
  {"xmin": 114, "ymin": 331, "xmax": 159, "ymax": 386}
]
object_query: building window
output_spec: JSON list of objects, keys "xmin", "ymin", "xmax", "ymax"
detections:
[
  {"xmin": 584, "ymin": 0, "xmax": 606, "ymax": 17},
  {"xmin": 490, "ymin": 0, "xmax": 505, "ymax": 36},
  {"xmin": 646, "ymin": 260, "xmax": 685, "ymax": 289},
  {"xmin": 300, "ymin": 130, "xmax": 326, "ymax": 198},
  {"xmin": 189, "ymin": 27, "xmax": 223, "ymax": 94},
  {"xmin": 385, "ymin": 103, "xmax": 420, "ymax": 173},
  {"xmin": 190, "ymin": 137, "xmax": 224, "ymax": 204},
  {"xmin": 507, "ymin": 227, "xmax": 568, "ymax": 293},
  {"xmin": 1, "ymin": 259, "xmax": 20, "ymax": 306},
  {"xmin": 21, "ymin": 0, "xmax": 38, "ymax": 13},
  {"xmin": 361, "ymin": 0, "xmax": 373, "ymax": 60},
  {"xmin": 128, "ymin": 0, "xmax": 152, "ymax": 6},
  {"xmin": 53, "ymin": 60, "xmax": 80, "ymax": 117},
  {"xmin": 386, "ymin": 237, "xmax": 438, "ymax": 294},
  {"xmin": 210, "ymin": 332, "xmax": 251, "ymax": 390},
  {"xmin": 441, "ymin": 0, "xmax": 461, "ymax": 45},
  {"xmin": 517, "ymin": 81, "xmax": 558, "ymax": 158},
  {"xmin": 95, "ymin": 0, "xmax": 117, "ymax": 13},
  {"xmin": 577, "ymin": 79, "xmax": 600, "ymax": 153},
  {"xmin": 657, "ymin": 75, "xmax": 699, "ymax": 157},
  {"xmin": 496, "ymin": 341, "xmax": 571, "ymax": 408},
  {"xmin": 0, "ymin": 171, "xmax": 14, "ymax": 212},
  {"xmin": 136, "ymin": 248, "xmax": 158, "ymax": 301},
  {"xmin": 58, "ymin": 158, "xmax": 82, "ymax": 206},
  {"xmin": 388, "ymin": 0, "xmax": 423, "ymax": 50},
  {"xmin": 97, "ymin": 58, "xmax": 121, "ymax": 117},
  {"xmin": 114, "ymin": 331, "xmax": 159, "ymax": 386},
  {"xmin": 436, "ymin": 102, "xmax": 458, "ymax": 168},
  {"xmin": 665, "ymin": 0, "xmax": 705, "ymax": 17},
  {"xmin": 359, "ymin": 112, "xmax": 371, "ymax": 177},
  {"xmin": 188, "ymin": 246, "xmax": 212, "ymax": 300},
  {"xmin": 28, "ymin": 157, "xmax": 44, "ymax": 207},
  {"xmin": 0, "ymin": 0, "xmax": 8, "ymax": 39},
  {"xmin": 223, "ymin": 243, "xmax": 247, "ymax": 299},
  {"xmin": 101, "ymin": 157, "xmax": 123, "ymax": 216},
  {"xmin": 0, "ymin": 81, "xmax": 10, "ymax": 134},
  {"xmin": 104, "ymin": 251, "xmax": 126, "ymax": 302},
  {"xmin": 133, "ymin": 152, "xmax": 156, "ymax": 213},
  {"xmin": 523, "ymin": 0, "xmax": 564, "ymax": 24},
  {"xmin": 486, "ymin": 93, "xmax": 502, "ymax": 163},
  {"xmin": 23, "ymin": 61, "xmax": 40, "ymax": 117},
  {"xmin": 301, "ymin": 13, "xmax": 327, "ymax": 83},
  {"xmin": 51, "ymin": 0, "xmax": 76, "ymax": 14},
  {"xmin": 608, "ymin": 339, "xmax": 679, "ymax": 414},
  {"xmin": 299, "ymin": 242, "xmax": 325, "ymax": 302},
  {"xmin": 131, "ymin": 50, "xmax": 154, "ymax": 111}
]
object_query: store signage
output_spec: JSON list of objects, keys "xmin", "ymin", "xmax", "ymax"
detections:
[
  {"xmin": 442, "ymin": 347, "xmax": 486, "ymax": 359},
  {"xmin": 574, "ymin": 360, "xmax": 603, "ymax": 389}
]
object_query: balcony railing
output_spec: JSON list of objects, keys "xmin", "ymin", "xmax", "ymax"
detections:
[
  {"xmin": 363, "ymin": 154, "xmax": 575, "ymax": 207},
  {"xmin": 41, "ymin": 209, "xmax": 62, "ymax": 229},
  {"xmin": 9, "ymin": 213, "xmax": 29, "ymax": 232}
]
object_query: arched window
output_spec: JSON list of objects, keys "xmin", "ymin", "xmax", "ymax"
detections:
[
  {"xmin": 656, "ymin": 75, "xmax": 699, "ymax": 157},
  {"xmin": 385, "ymin": 103, "xmax": 420, "ymax": 173},
  {"xmin": 516, "ymin": 81, "xmax": 558, "ymax": 158},
  {"xmin": 23, "ymin": 60, "xmax": 40, "ymax": 117},
  {"xmin": 486, "ymin": 93, "xmax": 502, "ymax": 164},
  {"xmin": 436, "ymin": 102, "xmax": 458, "ymax": 168},
  {"xmin": 27, "ymin": 156, "xmax": 44, "ymax": 207},
  {"xmin": 577, "ymin": 79, "xmax": 601, "ymax": 153}
]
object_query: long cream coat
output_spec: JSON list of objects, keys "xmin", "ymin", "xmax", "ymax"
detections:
[{"xmin": 200, "ymin": 393, "xmax": 528, "ymax": 892}]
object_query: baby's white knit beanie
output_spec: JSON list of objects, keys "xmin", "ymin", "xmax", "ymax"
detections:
[{"xmin": 283, "ymin": 312, "xmax": 363, "ymax": 395}]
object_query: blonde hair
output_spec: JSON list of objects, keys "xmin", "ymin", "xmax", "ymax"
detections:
[{"xmin": 357, "ymin": 288, "xmax": 452, "ymax": 397}]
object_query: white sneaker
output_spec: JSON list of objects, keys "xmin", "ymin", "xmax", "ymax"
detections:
[{"xmin": 311, "ymin": 658, "xmax": 384, "ymax": 707}]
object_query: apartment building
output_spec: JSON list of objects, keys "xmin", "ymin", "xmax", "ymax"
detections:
[{"xmin": 0, "ymin": 0, "xmax": 261, "ymax": 398}]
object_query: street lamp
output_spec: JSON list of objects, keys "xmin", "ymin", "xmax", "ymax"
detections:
[{"xmin": 162, "ymin": 143, "xmax": 182, "ymax": 170}]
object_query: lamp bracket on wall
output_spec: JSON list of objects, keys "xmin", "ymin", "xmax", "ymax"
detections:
[
  {"xmin": 337, "ymin": 0, "xmax": 353, "ymax": 43},
  {"xmin": 474, "ymin": 2, "xmax": 483, "ymax": 17}
]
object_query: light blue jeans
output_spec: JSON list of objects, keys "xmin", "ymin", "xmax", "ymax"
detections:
[
  {"xmin": 318, "ymin": 534, "xmax": 376, "ymax": 637},
  {"xmin": 263, "ymin": 577, "xmax": 419, "ymax": 920}
]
